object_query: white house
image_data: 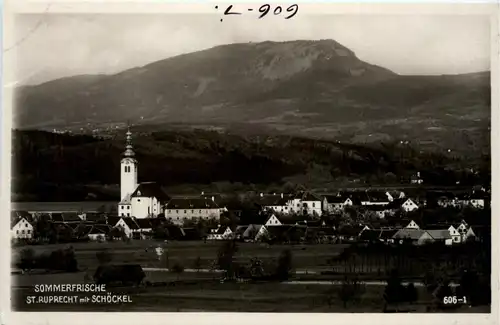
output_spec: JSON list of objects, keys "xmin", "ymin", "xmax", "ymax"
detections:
[
  {"xmin": 405, "ymin": 220, "xmax": 420, "ymax": 230},
  {"xmin": 207, "ymin": 226, "xmax": 233, "ymax": 240},
  {"xmin": 322, "ymin": 195, "xmax": 353, "ymax": 212},
  {"xmin": 265, "ymin": 214, "xmax": 282, "ymax": 227},
  {"xmin": 361, "ymin": 191, "xmax": 391, "ymax": 206},
  {"xmin": 447, "ymin": 225, "xmax": 461, "ymax": 244},
  {"xmin": 298, "ymin": 193, "xmax": 323, "ymax": 216},
  {"xmin": 11, "ymin": 217, "xmax": 34, "ymax": 240},
  {"xmin": 165, "ymin": 197, "xmax": 221, "ymax": 225},
  {"xmin": 117, "ymin": 127, "xmax": 170, "ymax": 218},
  {"xmin": 113, "ymin": 217, "xmax": 136, "ymax": 238},
  {"xmin": 401, "ymin": 198, "xmax": 419, "ymax": 212}
]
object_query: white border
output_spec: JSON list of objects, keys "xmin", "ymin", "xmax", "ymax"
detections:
[{"xmin": 2, "ymin": 2, "xmax": 499, "ymax": 325}]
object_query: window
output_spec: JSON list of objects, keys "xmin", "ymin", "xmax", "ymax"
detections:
[
  {"xmin": 127, "ymin": 206, "xmax": 130, "ymax": 210},
  {"xmin": 120, "ymin": 206, "xmax": 123, "ymax": 210},
  {"xmin": 21, "ymin": 230, "xmax": 25, "ymax": 234},
  {"xmin": 297, "ymin": 204, "xmax": 300, "ymax": 207},
  {"xmin": 312, "ymin": 203, "xmax": 315, "ymax": 208},
  {"xmin": 127, "ymin": 213, "xmax": 130, "ymax": 217},
  {"xmin": 27, "ymin": 230, "xmax": 31, "ymax": 234},
  {"xmin": 199, "ymin": 210, "xmax": 202, "ymax": 213},
  {"xmin": 191, "ymin": 210, "xmax": 194, "ymax": 213},
  {"xmin": 176, "ymin": 210, "xmax": 179, "ymax": 213},
  {"xmin": 137, "ymin": 199, "xmax": 141, "ymax": 202},
  {"xmin": 16, "ymin": 230, "xmax": 19, "ymax": 234},
  {"xmin": 184, "ymin": 210, "xmax": 187, "ymax": 214}
]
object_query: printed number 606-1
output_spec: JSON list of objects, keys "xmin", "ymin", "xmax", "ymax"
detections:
[{"xmin": 443, "ymin": 296, "xmax": 466, "ymax": 304}]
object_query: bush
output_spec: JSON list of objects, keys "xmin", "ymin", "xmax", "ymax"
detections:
[
  {"xmin": 34, "ymin": 248, "xmax": 78, "ymax": 272},
  {"xmin": 274, "ymin": 249, "xmax": 293, "ymax": 281},
  {"xmin": 19, "ymin": 248, "xmax": 35, "ymax": 271},
  {"xmin": 96, "ymin": 249, "xmax": 113, "ymax": 265},
  {"xmin": 338, "ymin": 276, "xmax": 366, "ymax": 309}
]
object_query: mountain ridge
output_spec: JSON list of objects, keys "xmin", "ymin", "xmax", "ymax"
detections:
[{"xmin": 14, "ymin": 39, "xmax": 490, "ymax": 155}]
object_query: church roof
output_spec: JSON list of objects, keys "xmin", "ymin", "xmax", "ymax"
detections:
[{"xmin": 130, "ymin": 182, "xmax": 170, "ymax": 202}]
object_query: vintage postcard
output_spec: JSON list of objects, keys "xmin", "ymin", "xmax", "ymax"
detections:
[{"xmin": 1, "ymin": 1, "xmax": 498, "ymax": 325}]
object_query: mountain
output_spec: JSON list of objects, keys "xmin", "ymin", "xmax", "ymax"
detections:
[{"xmin": 14, "ymin": 40, "xmax": 490, "ymax": 155}]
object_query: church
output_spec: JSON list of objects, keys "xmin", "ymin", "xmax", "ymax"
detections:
[{"xmin": 117, "ymin": 127, "xmax": 171, "ymax": 218}]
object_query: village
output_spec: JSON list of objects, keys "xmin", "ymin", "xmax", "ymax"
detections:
[
  {"xmin": 10, "ymin": 127, "xmax": 490, "ymax": 247},
  {"xmin": 11, "ymin": 186, "xmax": 490, "ymax": 247}
]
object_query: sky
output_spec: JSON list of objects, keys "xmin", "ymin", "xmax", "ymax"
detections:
[{"xmin": 10, "ymin": 13, "xmax": 491, "ymax": 85}]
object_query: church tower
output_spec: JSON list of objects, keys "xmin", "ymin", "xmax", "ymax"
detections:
[{"xmin": 120, "ymin": 126, "xmax": 138, "ymax": 201}]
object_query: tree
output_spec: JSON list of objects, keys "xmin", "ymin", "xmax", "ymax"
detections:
[
  {"xmin": 96, "ymin": 249, "xmax": 113, "ymax": 265},
  {"xmin": 19, "ymin": 247, "xmax": 35, "ymax": 271},
  {"xmin": 171, "ymin": 263, "xmax": 184, "ymax": 280},
  {"xmin": 193, "ymin": 257, "xmax": 202, "ymax": 273},
  {"xmin": 383, "ymin": 269, "xmax": 405, "ymax": 311},
  {"xmin": 338, "ymin": 276, "xmax": 366, "ymax": 309},
  {"xmin": 404, "ymin": 282, "xmax": 418, "ymax": 304},
  {"xmin": 275, "ymin": 249, "xmax": 293, "ymax": 281},
  {"xmin": 217, "ymin": 240, "xmax": 238, "ymax": 280}
]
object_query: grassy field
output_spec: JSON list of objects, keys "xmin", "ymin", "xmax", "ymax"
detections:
[
  {"xmin": 12, "ymin": 240, "xmax": 350, "ymax": 273},
  {"xmin": 11, "ymin": 240, "xmax": 491, "ymax": 313}
]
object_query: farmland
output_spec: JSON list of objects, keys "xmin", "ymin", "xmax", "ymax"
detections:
[{"xmin": 11, "ymin": 240, "xmax": 491, "ymax": 312}]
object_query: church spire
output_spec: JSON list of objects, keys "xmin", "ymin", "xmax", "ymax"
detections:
[{"xmin": 123, "ymin": 124, "xmax": 135, "ymax": 157}]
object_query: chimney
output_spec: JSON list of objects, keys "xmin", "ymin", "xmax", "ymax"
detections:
[
  {"xmin": 260, "ymin": 193, "xmax": 263, "ymax": 197},
  {"xmin": 281, "ymin": 193, "xmax": 284, "ymax": 199},
  {"xmin": 212, "ymin": 196, "xmax": 215, "ymax": 202},
  {"xmin": 201, "ymin": 191, "xmax": 204, "ymax": 195}
]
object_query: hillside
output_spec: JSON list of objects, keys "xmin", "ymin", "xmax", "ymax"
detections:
[
  {"xmin": 12, "ymin": 129, "xmax": 489, "ymax": 202},
  {"xmin": 14, "ymin": 40, "xmax": 490, "ymax": 155}
]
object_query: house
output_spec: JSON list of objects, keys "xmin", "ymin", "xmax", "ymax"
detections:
[
  {"xmin": 74, "ymin": 224, "xmax": 111, "ymax": 241},
  {"xmin": 379, "ymin": 229, "xmax": 398, "ymax": 244},
  {"xmin": 322, "ymin": 195, "xmax": 353, "ymax": 212},
  {"xmin": 257, "ymin": 193, "xmax": 295, "ymax": 214},
  {"xmin": 363, "ymin": 191, "xmax": 391, "ymax": 206},
  {"xmin": 464, "ymin": 227, "xmax": 477, "ymax": 242},
  {"xmin": 11, "ymin": 216, "xmax": 34, "ymax": 240},
  {"xmin": 447, "ymin": 225, "xmax": 461, "ymax": 244},
  {"xmin": 359, "ymin": 229, "xmax": 382, "ymax": 243},
  {"xmin": 87, "ymin": 225, "xmax": 111, "ymax": 241},
  {"xmin": 337, "ymin": 225, "xmax": 370, "ymax": 242},
  {"xmin": 410, "ymin": 172, "xmax": 423, "ymax": 184},
  {"xmin": 363, "ymin": 205, "xmax": 395, "ymax": 219},
  {"xmin": 426, "ymin": 229, "xmax": 453, "ymax": 246},
  {"xmin": 207, "ymin": 226, "xmax": 233, "ymax": 240},
  {"xmin": 393, "ymin": 228, "xmax": 434, "ymax": 246},
  {"xmin": 400, "ymin": 198, "xmax": 419, "ymax": 212},
  {"xmin": 242, "ymin": 224, "xmax": 268, "ymax": 241},
  {"xmin": 436, "ymin": 192, "xmax": 458, "ymax": 208},
  {"xmin": 165, "ymin": 197, "xmax": 221, "ymax": 225},
  {"xmin": 117, "ymin": 127, "xmax": 170, "ymax": 218},
  {"xmin": 114, "ymin": 217, "xmax": 138, "ymax": 238},
  {"xmin": 405, "ymin": 220, "xmax": 420, "ymax": 230},
  {"xmin": 297, "ymin": 192, "xmax": 323, "ymax": 216},
  {"xmin": 265, "ymin": 214, "xmax": 282, "ymax": 227}
]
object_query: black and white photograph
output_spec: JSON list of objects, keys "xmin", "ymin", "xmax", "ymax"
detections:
[{"xmin": 3, "ymin": 2, "xmax": 497, "ymax": 319}]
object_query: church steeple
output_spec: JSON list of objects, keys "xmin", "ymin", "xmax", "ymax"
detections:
[
  {"xmin": 120, "ymin": 124, "xmax": 138, "ymax": 202},
  {"xmin": 123, "ymin": 125, "xmax": 135, "ymax": 157}
]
